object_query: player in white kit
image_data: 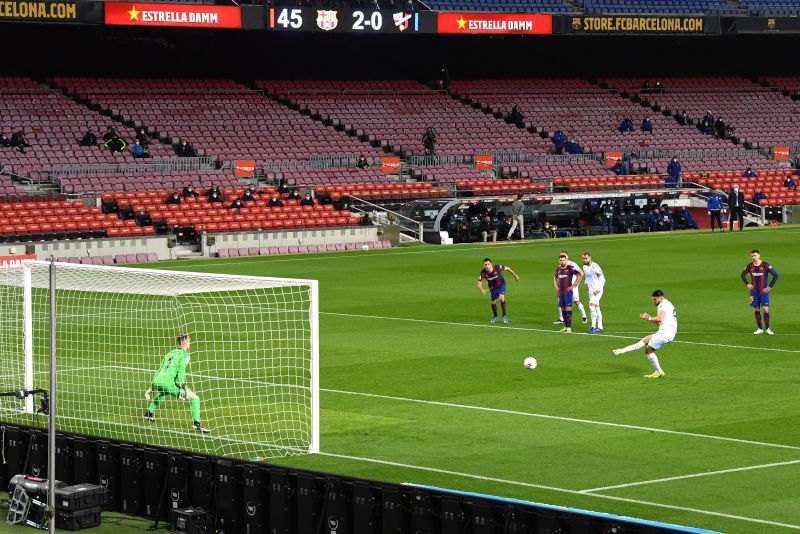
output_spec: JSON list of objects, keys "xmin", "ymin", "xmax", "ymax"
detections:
[
  {"xmin": 612, "ymin": 289, "xmax": 676, "ymax": 379},
  {"xmin": 581, "ymin": 252, "xmax": 605, "ymax": 334},
  {"xmin": 554, "ymin": 251, "xmax": 587, "ymax": 325}
]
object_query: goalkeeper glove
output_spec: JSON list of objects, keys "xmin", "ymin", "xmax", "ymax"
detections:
[
  {"xmin": 179, "ymin": 387, "xmax": 187, "ymax": 401},
  {"xmin": 145, "ymin": 387, "xmax": 152, "ymax": 401}
]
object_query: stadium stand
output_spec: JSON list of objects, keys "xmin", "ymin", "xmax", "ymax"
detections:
[
  {"xmin": 690, "ymin": 169, "xmax": 800, "ymax": 205},
  {"xmin": 56, "ymin": 170, "xmax": 238, "ymax": 194},
  {"xmin": 577, "ymin": 0, "xmax": 738, "ymax": 15},
  {"xmin": 426, "ymin": 0, "xmax": 575, "ymax": 12},
  {"xmin": 258, "ymin": 80, "xmax": 552, "ymax": 156}
]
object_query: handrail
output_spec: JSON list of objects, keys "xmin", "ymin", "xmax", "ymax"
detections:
[
  {"xmin": 51, "ymin": 157, "xmax": 217, "ymax": 176},
  {"xmin": 67, "ymin": 89, "xmax": 263, "ymax": 97},
  {"xmin": 347, "ymin": 194, "xmax": 424, "ymax": 242}
]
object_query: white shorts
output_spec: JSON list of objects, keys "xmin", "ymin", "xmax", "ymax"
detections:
[
  {"xmin": 572, "ymin": 286, "xmax": 581, "ymax": 301},
  {"xmin": 648, "ymin": 331, "xmax": 675, "ymax": 350},
  {"xmin": 588, "ymin": 289, "xmax": 603, "ymax": 306}
]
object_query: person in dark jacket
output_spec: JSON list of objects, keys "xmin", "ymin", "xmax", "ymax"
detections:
[
  {"xmin": 11, "ymin": 129, "xmax": 30, "ymax": 152},
  {"xmin": 166, "ymin": 192, "xmax": 182, "ymax": 205},
  {"xmin": 287, "ymin": 189, "xmax": 301, "ymax": 201},
  {"xmin": 277, "ymin": 178, "xmax": 290, "ymax": 194},
  {"xmin": 565, "ymin": 137, "xmax": 582, "ymax": 155},
  {"xmin": 131, "ymin": 139, "xmax": 149, "ymax": 159},
  {"xmin": 784, "ymin": 176, "xmax": 798, "ymax": 190},
  {"xmin": 728, "ymin": 184, "xmax": 745, "ymax": 231},
  {"xmin": 422, "ymin": 127, "xmax": 436, "ymax": 156},
  {"xmin": 647, "ymin": 210, "xmax": 659, "ymax": 232},
  {"xmin": 241, "ymin": 189, "xmax": 257, "ymax": 203},
  {"xmin": 714, "ymin": 116, "xmax": 727, "ymax": 139},
  {"xmin": 676, "ymin": 111, "xmax": 689, "ymax": 125},
  {"xmin": 674, "ymin": 207, "xmax": 699, "ymax": 230},
  {"xmin": 0, "ymin": 133, "xmax": 10, "ymax": 147},
  {"xmin": 356, "ymin": 154, "xmax": 369, "ymax": 169},
  {"xmin": 205, "ymin": 185, "xmax": 221, "ymax": 199},
  {"xmin": 743, "ymin": 167, "xmax": 757, "ymax": 179},
  {"xmin": 619, "ymin": 117, "xmax": 634, "ymax": 133},
  {"xmin": 666, "ymin": 157, "xmax": 681, "ymax": 187},
  {"xmin": 79, "ymin": 129, "xmax": 98, "ymax": 147},
  {"xmin": 106, "ymin": 134, "xmax": 127, "ymax": 154},
  {"xmin": 182, "ymin": 185, "xmax": 200, "ymax": 198},
  {"xmin": 641, "ymin": 116, "xmax": 653, "ymax": 134},
  {"xmin": 300, "ymin": 193, "xmax": 315, "ymax": 207},
  {"xmin": 611, "ymin": 160, "xmax": 627, "ymax": 175},
  {"xmin": 509, "ymin": 105, "xmax": 524, "ymax": 126},
  {"xmin": 552, "ymin": 130, "xmax": 566, "ymax": 155},
  {"xmin": 102, "ymin": 126, "xmax": 117, "ymax": 145},
  {"xmin": 230, "ymin": 199, "xmax": 245, "ymax": 210},
  {"xmin": 707, "ymin": 190, "xmax": 724, "ymax": 231},
  {"xmin": 208, "ymin": 191, "xmax": 223, "ymax": 203},
  {"xmin": 602, "ymin": 200, "xmax": 615, "ymax": 234},
  {"xmin": 174, "ymin": 139, "xmax": 196, "ymax": 158},
  {"xmin": 135, "ymin": 128, "xmax": 150, "ymax": 148},
  {"xmin": 479, "ymin": 215, "xmax": 497, "ymax": 242},
  {"xmin": 753, "ymin": 191, "xmax": 768, "ymax": 204},
  {"xmin": 268, "ymin": 195, "xmax": 284, "ymax": 208}
]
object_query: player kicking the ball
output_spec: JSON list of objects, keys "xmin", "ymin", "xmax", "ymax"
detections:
[
  {"xmin": 741, "ymin": 249, "xmax": 778, "ymax": 335},
  {"xmin": 553, "ymin": 251, "xmax": 588, "ymax": 325},
  {"xmin": 612, "ymin": 290, "xmax": 676, "ymax": 379},
  {"xmin": 144, "ymin": 333, "xmax": 210, "ymax": 433},
  {"xmin": 478, "ymin": 258, "xmax": 520, "ymax": 324}
]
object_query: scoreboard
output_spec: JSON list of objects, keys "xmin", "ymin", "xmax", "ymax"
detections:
[{"xmin": 268, "ymin": 7, "xmax": 437, "ymax": 34}]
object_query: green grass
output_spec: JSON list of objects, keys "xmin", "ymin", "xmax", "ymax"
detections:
[{"xmin": 4, "ymin": 226, "xmax": 800, "ymax": 533}]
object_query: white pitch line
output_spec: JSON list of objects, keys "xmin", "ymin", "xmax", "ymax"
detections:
[
  {"xmin": 579, "ymin": 458, "xmax": 800, "ymax": 493},
  {"xmin": 318, "ymin": 451, "xmax": 800, "ymax": 531},
  {"xmin": 321, "ymin": 311, "xmax": 800, "ymax": 354},
  {"xmin": 101, "ymin": 363, "xmax": 800, "ymax": 452}
]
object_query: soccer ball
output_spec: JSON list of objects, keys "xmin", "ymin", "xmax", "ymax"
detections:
[
  {"xmin": 523, "ymin": 356, "xmax": 537, "ymax": 369},
  {"xmin": 362, "ymin": 244, "xmax": 369, "ymax": 251}
]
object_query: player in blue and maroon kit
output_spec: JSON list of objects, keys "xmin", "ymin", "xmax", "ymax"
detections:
[
  {"xmin": 478, "ymin": 258, "xmax": 520, "ymax": 324},
  {"xmin": 553, "ymin": 253, "xmax": 583, "ymax": 333},
  {"xmin": 741, "ymin": 249, "xmax": 778, "ymax": 335}
]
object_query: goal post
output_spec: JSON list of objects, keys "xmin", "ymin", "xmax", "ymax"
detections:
[{"xmin": 0, "ymin": 260, "xmax": 320, "ymax": 460}]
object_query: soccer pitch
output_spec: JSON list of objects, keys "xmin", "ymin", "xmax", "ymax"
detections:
[{"xmin": 7, "ymin": 226, "xmax": 800, "ymax": 533}]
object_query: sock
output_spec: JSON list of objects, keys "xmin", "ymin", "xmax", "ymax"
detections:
[
  {"xmin": 148, "ymin": 395, "xmax": 164, "ymax": 413},
  {"xmin": 596, "ymin": 308, "xmax": 603, "ymax": 329},
  {"xmin": 190, "ymin": 397, "xmax": 201, "ymax": 422},
  {"xmin": 648, "ymin": 353, "xmax": 664, "ymax": 373},
  {"xmin": 755, "ymin": 310, "xmax": 763, "ymax": 329},
  {"xmin": 577, "ymin": 302, "xmax": 587, "ymax": 319},
  {"xmin": 558, "ymin": 304, "xmax": 563, "ymax": 321},
  {"xmin": 501, "ymin": 301, "xmax": 507, "ymax": 316},
  {"xmin": 618, "ymin": 341, "xmax": 645, "ymax": 353},
  {"xmin": 491, "ymin": 303, "xmax": 497, "ymax": 317},
  {"xmin": 764, "ymin": 312, "xmax": 770, "ymax": 329},
  {"xmin": 564, "ymin": 309, "xmax": 572, "ymax": 328},
  {"xmin": 590, "ymin": 307, "xmax": 598, "ymax": 328}
]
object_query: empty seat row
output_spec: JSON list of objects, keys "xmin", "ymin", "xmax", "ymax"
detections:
[{"xmin": 217, "ymin": 240, "xmax": 392, "ymax": 258}]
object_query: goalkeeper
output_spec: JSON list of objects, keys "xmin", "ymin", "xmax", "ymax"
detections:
[{"xmin": 144, "ymin": 334, "xmax": 210, "ymax": 433}]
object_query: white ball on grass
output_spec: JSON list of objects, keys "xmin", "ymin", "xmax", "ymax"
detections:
[
  {"xmin": 362, "ymin": 244, "xmax": 369, "ymax": 250},
  {"xmin": 523, "ymin": 356, "xmax": 538, "ymax": 369}
]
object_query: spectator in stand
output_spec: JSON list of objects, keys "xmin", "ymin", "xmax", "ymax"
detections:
[
  {"xmin": 654, "ymin": 80, "xmax": 664, "ymax": 94},
  {"xmin": 422, "ymin": 127, "xmax": 436, "ymax": 156},
  {"xmin": 707, "ymin": 190, "xmax": 724, "ymax": 232},
  {"xmin": 11, "ymin": 129, "xmax": 30, "ymax": 152},
  {"xmin": 361, "ymin": 212, "xmax": 373, "ymax": 226},
  {"xmin": 647, "ymin": 209, "xmax": 659, "ymax": 232},
  {"xmin": 268, "ymin": 195, "xmax": 284, "ymax": 208},
  {"xmin": 619, "ymin": 117, "xmax": 634, "ymax": 133},
  {"xmin": 204, "ymin": 185, "xmax": 221, "ymax": 198},
  {"xmin": 784, "ymin": 176, "xmax": 798, "ymax": 190},
  {"xmin": 182, "ymin": 185, "xmax": 200, "ymax": 198},
  {"xmin": 356, "ymin": 154, "xmax": 370, "ymax": 169},
  {"xmin": 174, "ymin": 139, "xmax": 196, "ymax": 158},
  {"xmin": 701, "ymin": 111, "xmax": 715, "ymax": 135},
  {"xmin": 657, "ymin": 206, "xmax": 674, "ymax": 231},
  {"xmin": 602, "ymin": 199, "xmax": 615, "ymax": 234},
  {"xmin": 230, "ymin": 199, "xmax": 245, "ymax": 210},
  {"xmin": 300, "ymin": 193, "xmax": 315, "ymax": 207},
  {"xmin": 0, "ymin": 133, "xmax": 10, "ymax": 147},
  {"xmin": 208, "ymin": 191, "xmax": 223, "ymax": 203},
  {"xmin": 743, "ymin": 167, "xmax": 757, "ymax": 179},
  {"xmin": 666, "ymin": 157, "xmax": 681, "ymax": 187},
  {"xmin": 131, "ymin": 139, "xmax": 149, "ymax": 159},
  {"xmin": 641, "ymin": 116, "xmax": 653, "ymax": 134},
  {"xmin": 287, "ymin": 189, "xmax": 301, "ymax": 201},
  {"xmin": 106, "ymin": 134, "xmax": 127, "ymax": 154},
  {"xmin": 552, "ymin": 130, "xmax": 566, "ymax": 155},
  {"xmin": 728, "ymin": 184, "xmax": 745, "ymax": 231},
  {"xmin": 79, "ymin": 129, "xmax": 97, "ymax": 147},
  {"xmin": 509, "ymin": 105, "xmax": 524, "ymax": 126},
  {"xmin": 497, "ymin": 214, "xmax": 512, "ymax": 239},
  {"xmin": 565, "ymin": 137, "xmax": 582, "ymax": 155},
  {"xmin": 452, "ymin": 219, "xmax": 470, "ymax": 243},
  {"xmin": 714, "ymin": 116, "xmax": 727, "ymax": 139},
  {"xmin": 674, "ymin": 207, "xmax": 699, "ymax": 230},
  {"xmin": 166, "ymin": 192, "xmax": 182, "ymax": 205},
  {"xmin": 640, "ymin": 80, "xmax": 651, "ymax": 93},
  {"xmin": 102, "ymin": 126, "xmax": 117, "ymax": 145},
  {"xmin": 135, "ymin": 128, "xmax": 150, "ymax": 148},
  {"xmin": 480, "ymin": 214, "xmax": 497, "ymax": 242},
  {"xmin": 753, "ymin": 190, "xmax": 768, "ymax": 204},
  {"xmin": 611, "ymin": 160, "xmax": 627, "ymax": 175},
  {"xmin": 277, "ymin": 178, "xmax": 290, "ymax": 194},
  {"xmin": 241, "ymin": 188, "xmax": 257, "ymax": 203},
  {"xmin": 676, "ymin": 110, "xmax": 689, "ymax": 125},
  {"xmin": 135, "ymin": 210, "xmax": 151, "ymax": 227}
]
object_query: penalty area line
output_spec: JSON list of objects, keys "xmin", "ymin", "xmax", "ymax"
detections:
[
  {"xmin": 317, "ymin": 451, "xmax": 800, "ymax": 531},
  {"xmin": 320, "ymin": 311, "xmax": 800, "ymax": 354}
]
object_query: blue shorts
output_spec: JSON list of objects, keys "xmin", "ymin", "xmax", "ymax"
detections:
[
  {"xmin": 750, "ymin": 291, "xmax": 770, "ymax": 308},
  {"xmin": 490, "ymin": 284, "xmax": 506, "ymax": 301},
  {"xmin": 558, "ymin": 293, "xmax": 573, "ymax": 308}
]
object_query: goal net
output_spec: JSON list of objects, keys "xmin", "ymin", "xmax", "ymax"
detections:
[{"xmin": 0, "ymin": 260, "xmax": 319, "ymax": 460}]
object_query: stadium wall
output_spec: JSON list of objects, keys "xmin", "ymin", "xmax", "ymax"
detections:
[{"xmin": 202, "ymin": 226, "xmax": 381, "ymax": 257}]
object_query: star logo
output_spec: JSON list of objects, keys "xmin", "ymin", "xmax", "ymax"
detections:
[
  {"xmin": 127, "ymin": 4, "xmax": 140, "ymax": 21},
  {"xmin": 456, "ymin": 16, "xmax": 466, "ymax": 30}
]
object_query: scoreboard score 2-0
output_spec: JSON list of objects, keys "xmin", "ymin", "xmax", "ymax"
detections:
[{"xmin": 268, "ymin": 7, "xmax": 437, "ymax": 33}]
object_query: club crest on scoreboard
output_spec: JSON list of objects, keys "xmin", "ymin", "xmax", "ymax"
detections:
[
  {"xmin": 316, "ymin": 10, "xmax": 338, "ymax": 31},
  {"xmin": 393, "ymin": 11, "xmax": 411, "ymax": 31}
]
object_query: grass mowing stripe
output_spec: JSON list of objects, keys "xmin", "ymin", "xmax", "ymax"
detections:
[
  {"xmin": 579, "ymin": 458, "xmax": 800, "ymax": 493},
  {"xmin": 318, "ymin": 451, "xmax": 800, "ymax": 531},
  {"xmin": 321, "ymin": 311, "xmax": 800, "ymax": 355}
]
